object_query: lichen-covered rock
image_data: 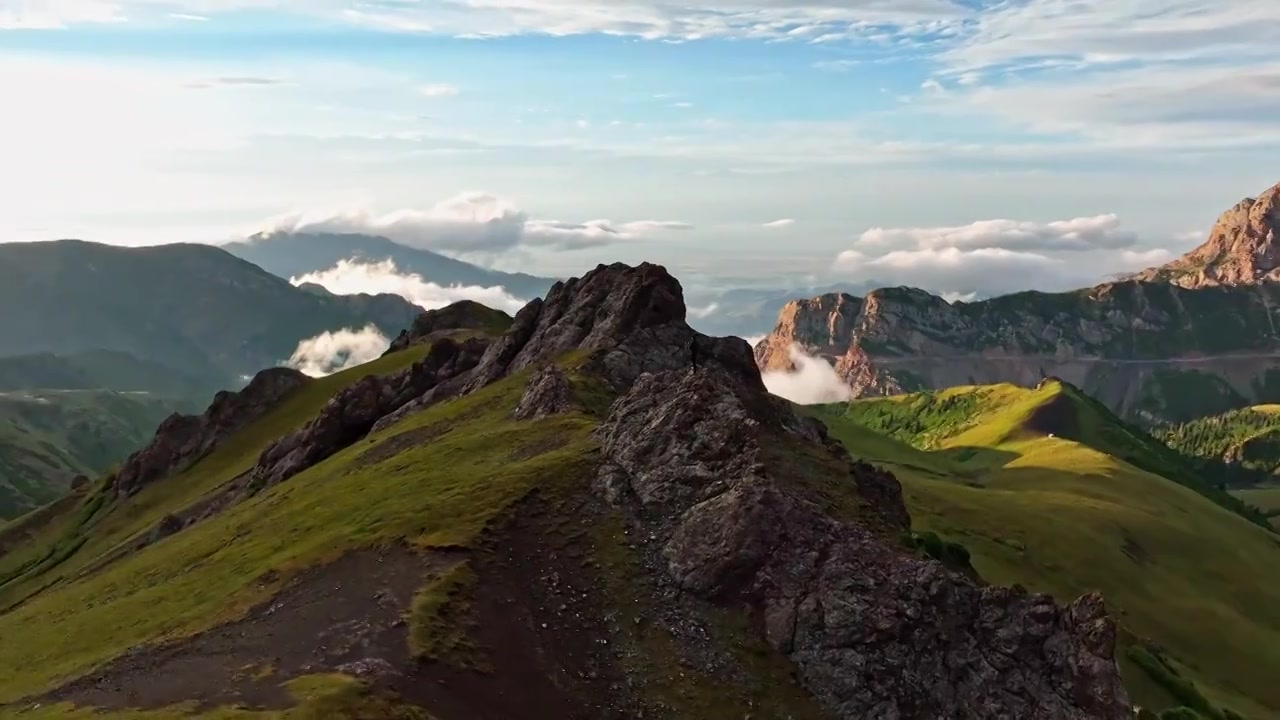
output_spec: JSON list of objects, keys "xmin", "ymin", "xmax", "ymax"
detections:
[
  {"xmin": 251, "ymin": 337, "xmax": 489, "ymax": 488},
  {"xmin": 594, "ymin": 368, "xmax": 1131, "ymax": 719},
  {"xmin": 512, "ymin": 364, "xmax": 574, "ymax": 420},
  {"xmin": 108, "ymin": 367, "xmax": 309, "ymax": 497}
]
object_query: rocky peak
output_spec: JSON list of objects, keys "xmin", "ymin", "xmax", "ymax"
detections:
[
  {"xmin": 464, "ymin": 262, "xmax": 761, "ymax": 393},
  {"xmin": 1137, "ymin": 179, "xmax": 1280, "ymax": 288},
  {"xmin": 383, "ymin": 300, "xmax": 514, "ymax": 356},
  {"xmin": 108, "ymin": 367, "xmax": 310, "ymax": 497},
  {"xmin": 594, "ymin": 365, "xmax": 1131, "ymax": 718},
  {"xmin": 754, "ymin": 293, "xmax": 861, "ymax": 372}
]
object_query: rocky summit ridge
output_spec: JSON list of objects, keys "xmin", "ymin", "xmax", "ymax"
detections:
[
  {"xmin": 1134, "ymin": 179, "xmax": 1280, "ymax": 288},
  {"xmin": 756, "ymin": 179, "xmax": 1280, "ymax": 424},
  {"xmin": 92, "ymin": 261, "xmax": 1130, "ymax": 718}
]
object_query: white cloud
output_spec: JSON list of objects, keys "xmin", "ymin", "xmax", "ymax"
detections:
[
  {"xmin": 763, "ymin": 218, "xmax": 796, "ymax": 228},
  {"xmin": 185, "ymin": 76, "xmax": 288, "ymax": 90},
  {"xmin": 856, "ymin": 214, "xmax": 1138, "ymax": 253},
  {"xmin": 833, "ymin": 246, "xmax": 1077, "ymax": 296},
  {"xmin": 168, "ymin": 12, "xmax": 207, "ymax": 21},
  {"xmin": 3, "ymin": 0, "xmax": 966, "ymax": 38},
  {"xmin": 941, "ymin": 1, "xmax": 1280, "ymax": 74},
  {"xmin": 1119, "ymin": 248, "xmax": 1173, "ymax": 267},
  {"xmin": 291, "ymin": 258, "xmax": 529, "ymax": 315},
  {"xmin": 286, "ymin": 325, "xmax": 390, "ymax": 378},
  {"xmin": 0, "ymin": 0, "xmax": 123, "ymax": 28},
  {"xmin": 931, "ymin": 62, "xmax": 1280, "ymax": 151},
  {"xmin": 941, "ymin": 291, "xmax": 978, "ymax": 304},
  {"xmin": 419, "ymin": 84, "xmax": 460, "ymax": 97},
  {"xmin": 813, "ymin": 59, "xmax": 861, "ymax": 72},
  {"xmin": 338, "ymin": 1, "xmax": 966, "ymax": 41},
  {"xmin": 689, "ymin": 302, "xmax": 719, "ymax": 319},
  {"xmin": 259, "ymin": 192, "xmax": 693, "ymax": 253},
  {"xmin": 761, "ymin": 345, "xmax": 852, "ymax": 405}
]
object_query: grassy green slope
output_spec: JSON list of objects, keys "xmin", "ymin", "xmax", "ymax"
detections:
[
  {"xmin": 0, "ymin": 390, "xmax": 201, "ymax": 519},
  {"xmin": 0, "ymin": 362, "xmax": 595, "ymax": 704},
  {"xmin": 808, "ymin": 381, "xmax": 1280, "ymax": 720},
  {"xmin": 0, "ymin": 345, "xmax": 831, "ymax": 720},
  {"xmin": 1163, "ymin": 405, "xmax": 1280, "ymax": 474},
  {"xmin": 0, "ymin": 347, "xmax": 433, "ymax": 612}
]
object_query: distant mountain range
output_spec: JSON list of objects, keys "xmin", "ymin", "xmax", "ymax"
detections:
[
  {"xmin": 755, "ymin": 179, "xmax": 1280, "ymax": 425},
  {"xmin": 224, "ymin": 232, "xmax": 557, "ymax": 299},
  {"xmin": 0, "ymin": 239, "xmax": 421, "ymax": 387}
]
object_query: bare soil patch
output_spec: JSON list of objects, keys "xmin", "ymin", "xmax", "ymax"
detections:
[{"xmin": 38, "ymin": 543, "xmax": 456, "ymax": 711}]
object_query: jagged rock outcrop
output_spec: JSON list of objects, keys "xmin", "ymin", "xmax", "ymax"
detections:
[
  {"xmin": 107, "ymin": 367, "xmax": 309, "ymax": 497},
  {"xmin": 1135, "ymin": 180, "xmax": 1280, "ymax": 288},
  {"xmin": 383, "ymin": 301, "xmax": 514, "ymax": 356},
  {"xmin": 594, "ymin": 367, "xmax": 1131, "ymax": 719},
  {"xmin": 463, "ymin": 262, "xmax": 762, "ymax": 395},
  {"xmin": 512, "ymin": 364, "xmax": 575, "ymax": 420},
  {"xmin": 251, "ymin": 337, "xmax": 489, "ymax": 487}
]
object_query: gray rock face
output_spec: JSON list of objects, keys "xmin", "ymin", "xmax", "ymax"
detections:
[
  {"xmin": 594, "ymin": 368, "xmax": 1131, "ymax": 720},
  {"xmin": 512, "ymin": 364, "xmax": 575, "ymax": 420},
  {"xmin": 463, "ymin": 262, "xmax": 761, "ymax": 394},
  {"xmin": 383, "ymin": 300, "xmax": 513, "ymax": 356},
  {"xmin": 251, "ymin": 337, "xmax": 489, "ymax": 487},
  {"xmin": 108, "ymin": 367, "xmax": 310, "ymax": 497}
]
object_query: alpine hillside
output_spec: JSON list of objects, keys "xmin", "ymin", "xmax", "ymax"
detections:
[
  {"xmin": 0, "ymin": 389, "xmax": 201, "ymax": 519},
  {"xmin": 0, "ymin": 240, "xmax": 422, "ymax": 385},
  {"xmin": 755, "ymin": 179, "xmax": 1280, "ymax": 425},
  {"xmin": 0, "ymin": 263, "xmax": 1132, "ymax": 720},
  {"xmin": 807, "ymin": 381, "xmax": 1280, "ymax": 719}
]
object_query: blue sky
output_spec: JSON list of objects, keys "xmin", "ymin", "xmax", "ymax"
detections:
[{"xmin": 3, "ymin": 0, "xmax": 1279, "ymax": 299}]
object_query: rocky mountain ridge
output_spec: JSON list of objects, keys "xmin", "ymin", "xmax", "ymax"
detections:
[
  {"xmin": 1133, "ymin": 179, "xmax": 1280, "ymax": 288},
  {"xmin": 83, "ymin": 261, "xmax": 1131, "ymax": 718},
  {"xmin": 756, "ymin": 180, "xmax": 1280, "ymax": 424}
]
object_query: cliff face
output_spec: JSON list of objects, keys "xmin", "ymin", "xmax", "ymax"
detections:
[
  {"xmin": 1134, "ymin": 180, "xmax": 1280, "ymax": 288},
  {"xmin": 756, "ymin": 182, "xmax": 1280, "ymax": 424}
]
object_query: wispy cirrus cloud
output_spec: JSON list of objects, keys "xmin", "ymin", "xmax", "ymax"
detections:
[{"xmin": 0, "ymin": 0, "xmax": 968, "ymax": 38}]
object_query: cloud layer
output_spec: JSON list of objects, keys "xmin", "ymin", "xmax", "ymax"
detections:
[
  {"xmin": 760, "ymin": 345, "xmax": 853, "ymax": 406},
  {"xmin": 262, "ymin": 192, "xmax": 692, "ymax": 254},
  {"xmin": 834, "ymin": 214, "xmax": 1176, "ymax": 297},
  {"xmin": 291, "ymin": 258, "xmax": 529, "ymax": 314},
  {"xmin": 855, "ymin": 215, "xmax": 1137, "ymax": 253},
  {"xmin": 286, "ymin": 325, "xmax": 389, "ymax": 377}
]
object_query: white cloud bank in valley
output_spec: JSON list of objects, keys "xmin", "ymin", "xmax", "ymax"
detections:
[
  {"xmin": 290, "ymin": 258, "xmax": 528, "ymax": 314},
  {"xmin": 759, "ymin": 345, "xmax": 852, "ymax": 405},
  {"xmin": 287, "ymin": 325, "xmax": 390, "ymax": 377},
  {"xmin": 283, "ymin": 258, "xmax": 530, "ymax": 376},
  {"xmin": 260, "ymin": 191, "xmax": 692, "ymax": 254}
]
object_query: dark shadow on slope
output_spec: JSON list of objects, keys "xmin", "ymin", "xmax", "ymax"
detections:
[{"xmin": 35, "ymin": 542, "xmax": 462, "ymax": 711}]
